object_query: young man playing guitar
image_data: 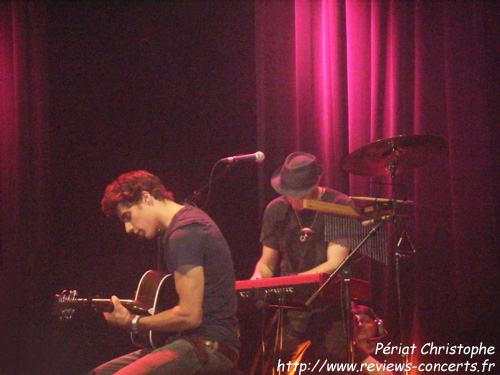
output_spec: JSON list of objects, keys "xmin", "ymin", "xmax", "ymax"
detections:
[{"xmin": 89, "ymin": 170, "xmax": 239, "ymax": 375}]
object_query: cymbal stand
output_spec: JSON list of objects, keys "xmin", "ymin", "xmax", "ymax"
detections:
[
  {"xmin": 388, "ymin": 161, "xmax": 399, "ymax": 216},
  {"xmin": 388, "ymin": 158, "xmax": 416, "ymax": 375}
]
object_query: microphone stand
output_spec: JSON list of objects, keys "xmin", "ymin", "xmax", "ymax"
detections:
[
  {"xmin": 304, "ymin": 220, "xmax": 384, "ymax": 375},
  {"xmin": 184, "ymin": 161, "xmax": 235, "ymax": 208},
  {"xmin": 389, "ymin": 159, "xmax": 416, "ymax": 374}
]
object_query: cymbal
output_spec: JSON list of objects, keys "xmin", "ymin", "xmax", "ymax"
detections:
[{"xmin": 341, "ymin": 134, "xmax": 447, "ymax": 176}]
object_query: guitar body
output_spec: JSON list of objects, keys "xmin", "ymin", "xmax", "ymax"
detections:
[
  {"xmin": 130, "ymin": 270, "xmax": 176, "ymax": 349},
  {"xmin": 54, "ymin": 270, "xmax": 177, "ymax": 349}
]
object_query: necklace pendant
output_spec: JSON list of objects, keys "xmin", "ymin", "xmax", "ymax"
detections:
[{"xmin": 299, "ymin": 227, "xmax": 314, "ymax": 243}]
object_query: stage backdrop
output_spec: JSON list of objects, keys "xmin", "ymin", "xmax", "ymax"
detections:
[
  {"xmin": 255, "ymin": 0, "xmax": 499, "ymax": 369},
  {"xmin": 1, "ymin": 1, "xmax": 498, "ymax": 374}
]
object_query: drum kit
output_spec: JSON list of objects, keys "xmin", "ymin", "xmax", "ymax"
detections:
[
  {"xmin": 302, "ymin": 134, "xmax": 448, "ymax": 312},
  {"xmin": 303, "ymin": 134, "xmax": 448, "ymax": 261},
  {"xmin": 304, "ymin": 134, "xmax": 448, "ymax": 316},
  {"xmin": 339, "ymin": 134, "xmax": 447, "ymax": 373}
]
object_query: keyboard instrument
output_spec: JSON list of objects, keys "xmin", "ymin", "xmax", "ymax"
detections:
[{"xmin": 235, "ymin": 273, "xmax": 369, "ymax": 309}]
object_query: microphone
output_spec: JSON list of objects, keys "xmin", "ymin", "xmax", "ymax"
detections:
[
  {"xmin": 361, "ymin": 215, "xmax": 392, "ymax": 227},
  {"xmin": 219, "ymin": 151, "xmax": 265, "ymax": 163},
  {"xmin": 361, "ymin": 214, "xmax": 410, "ymax": 227}
]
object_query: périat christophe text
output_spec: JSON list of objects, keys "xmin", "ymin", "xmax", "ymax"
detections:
[
  {"xmin": 276, "ymin": 342, "xmax": 496, "ymax": 374},
  {"xmin": 375, "ymin": 341, "xmax": 496, "ymax": 373}
]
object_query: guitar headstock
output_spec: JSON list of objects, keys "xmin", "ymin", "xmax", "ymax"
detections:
[{"xmin": 54, "ymin": 290, "xmax": 79, "ymax": 321}]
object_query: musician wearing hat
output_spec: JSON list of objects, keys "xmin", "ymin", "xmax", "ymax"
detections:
[{"xmin": 251, "ymin": 151, "xmax": 354, "ymax": 370}]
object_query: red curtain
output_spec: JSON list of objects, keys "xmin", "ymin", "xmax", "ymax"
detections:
[
  {"xmin": 256, "ymin": 0, "xmax": 498, "ymax": 364},
  {"xmin": 1, "ymin": 0, "xmax": 497, "ymax": 372},
  {"xmin": 0, "ymin": 1, "xmax": 49, "ymax": 372}
]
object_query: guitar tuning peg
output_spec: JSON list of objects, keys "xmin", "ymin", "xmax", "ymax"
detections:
[{"xmin": 61, "ymin": 290, "xmax": 78, "ymax": 301}]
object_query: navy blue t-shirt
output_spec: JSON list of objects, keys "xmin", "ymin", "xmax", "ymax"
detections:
[{"xmin": 162, "ymin": 204, "xmax": 239, "ymax": 349}]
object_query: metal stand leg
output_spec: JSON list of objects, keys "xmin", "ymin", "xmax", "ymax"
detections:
[
  {"xmin": 395, "ymin": 229, "xmax": 416, "ymax": 375},
  {"xmin": 271, "ymin": 292, "xmax": 286, "ymax": 375},
  {"xmin": 340, "ymin": 268, "xmax": 354, "ymax": 375},
  {"xmin": 272, "ymin": 306, "xmax": 285, "ymax": 374}
]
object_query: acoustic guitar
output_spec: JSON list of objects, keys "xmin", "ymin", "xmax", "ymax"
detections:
[{"xmin": 54, "ymin": 270, "xmax": 175, "ymax": 349}]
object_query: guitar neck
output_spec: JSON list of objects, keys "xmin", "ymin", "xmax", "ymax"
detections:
[
  {"xmin": 61, "ymin": 298, "xmax": 151, "ymax": 316},
  {"xmin": 96, "ymin": 299, "xmax": 150, "ymax": 315}
]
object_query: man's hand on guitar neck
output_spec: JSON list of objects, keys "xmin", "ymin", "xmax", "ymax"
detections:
[{"xmin": 104, "ymin": 295, "xmax": 133, "ymax": 331}]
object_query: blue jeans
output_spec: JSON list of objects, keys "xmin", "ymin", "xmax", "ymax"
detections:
[{"xmin": 89, "ymin": 337, "xmax": 237, "ymax": 375}]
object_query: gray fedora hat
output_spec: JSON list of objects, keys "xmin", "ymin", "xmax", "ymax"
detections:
[{"xmin": 271, "ymin": 152, "xmax": 323, "ymax": 197}]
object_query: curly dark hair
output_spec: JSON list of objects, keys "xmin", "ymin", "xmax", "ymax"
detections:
[{"xmin": 101, "ymin": 170, "xmax": 174, "ymax": 217}]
